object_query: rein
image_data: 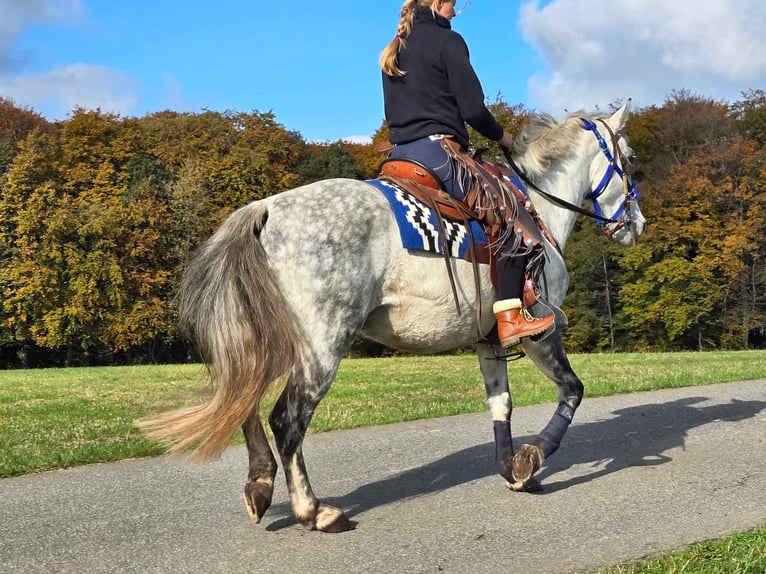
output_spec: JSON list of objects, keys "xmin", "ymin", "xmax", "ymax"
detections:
[{"xmin": 501, "ymin": 119, "xmax": 640, "ymax": 232}]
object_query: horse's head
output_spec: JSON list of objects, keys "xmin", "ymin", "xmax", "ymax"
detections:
[
  {"xmin": 581, "ymin": 100, "xmax": 646, "ymax": 246},
  {"xmin": 513, "ymin": 101, "xmax": 646, "ymax": 249}
]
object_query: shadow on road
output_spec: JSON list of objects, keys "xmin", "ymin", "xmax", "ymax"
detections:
[
  {"xmin": 265, "ymin": 396, "xmax": 765, "ymax": 530},
  {"xmin": 536, "ymin": 396, "xmax": 765, "ymax": 493}
]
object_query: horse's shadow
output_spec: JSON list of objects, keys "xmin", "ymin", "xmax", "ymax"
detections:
[{"xmin": 265, "ymin": 396, "xmax": 765, "ymax": 530}]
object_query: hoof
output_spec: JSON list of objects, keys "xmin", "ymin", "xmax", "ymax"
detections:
[
  {"xmin": 243, "ymin": 479, "xmax": 274, "ymax": 523},
  {"xmin": 506, "ymin": 476, "xmax": 540, "ymax": 493},
  {"xmin": 509, "ymin": 444, "xmax": 544, "ymax": 490},
  {"xmin": 314, "ymin": 504, "xmax": 355, "ymax": 533},
  {"xmin": 496, "ymin": 447, "xmax": 516, "ymax": 482}
]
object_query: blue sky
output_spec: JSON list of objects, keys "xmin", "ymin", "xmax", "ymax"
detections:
[{"xmin": 2, "ymin": 1, "xmax": 766, "ymax": 143}]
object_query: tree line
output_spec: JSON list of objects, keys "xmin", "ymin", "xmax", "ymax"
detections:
[{"xmin": 0, "ymin": 89, "xmax": 764, "ymax": 368}]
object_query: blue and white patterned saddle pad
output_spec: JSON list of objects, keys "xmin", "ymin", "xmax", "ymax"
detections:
[{"xmin": 365, "ymin": 178, "xmax": 487, "ymax": 260}]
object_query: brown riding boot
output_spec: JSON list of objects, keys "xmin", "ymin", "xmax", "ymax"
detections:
[{"xmin": 493, "ymin": 298, "xmax": 554, "ymax": 348}]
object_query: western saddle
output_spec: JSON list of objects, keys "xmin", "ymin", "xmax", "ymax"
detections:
[{"xmin": 376, "ymin": 144, "xmax": 558, "ymax": 311}]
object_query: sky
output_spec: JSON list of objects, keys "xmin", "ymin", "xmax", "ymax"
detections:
[{"xmin": 1, "ymin": 0, "xmax": 766, "ymax": 143}]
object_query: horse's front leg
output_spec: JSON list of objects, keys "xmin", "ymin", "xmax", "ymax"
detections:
[
  {"xmin": 476, "ymin": 343, "xmax": 525, "ymax": 489},
  {"xmin": 509, "ymin": 332, "xmax": 584, "ymax": 490}
]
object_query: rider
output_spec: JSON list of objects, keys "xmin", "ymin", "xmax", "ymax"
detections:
[{"xmin": 380, "ymin": 0, "xmax": 554, "ymax": 348}]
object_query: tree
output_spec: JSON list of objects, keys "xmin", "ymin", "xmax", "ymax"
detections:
[
  {"xmin": 467, "ymin": 95, "xmax": 530, "ymax": 163},
  {"xmin": 2, "ymin": 88, "xmax": 764, "ymax": 364},
  {"xmin": 616, "ymin": 134, "xmax": 766, "ymax": 350},
  {"xmin": 561, "ymin": 221, "xmax": 624, "ymax": 352},
  {"xmin": 0, "ymin": 129, "xmax": 62, "ymax": 359},
  {"xmin": 0, "ymin": 98, "xmax": 49, "ymax": 177},
  {"xmin": 295, "ymin": 142, "xmax": 365, "ymax": 185},
  {"xmin": 337, "ymin": 140, "xmax": 381, "ymax": 180},
  {"xmin": 730, "ymin": 89, "xmax": 766, "ymax": 146},
  {"xmin": 1, "ymin": 110, "xmax": 178, "ymax": 363},
  {"xmin": 628, "ymin": 90, "xmax": 736, "ymax": 184},
  {"xmin": 218, "ymin": 110, "xmax": 306, "ymax": 202}
]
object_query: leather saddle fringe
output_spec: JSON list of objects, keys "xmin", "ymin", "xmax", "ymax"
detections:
[{"xmin": 438, "ymin": 137, "xmax": 547, "ymax": 289}]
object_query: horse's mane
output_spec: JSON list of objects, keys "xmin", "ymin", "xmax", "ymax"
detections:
[{"xmin": 514, "ymin": 110, "xmax": 609, "ymax": 178}]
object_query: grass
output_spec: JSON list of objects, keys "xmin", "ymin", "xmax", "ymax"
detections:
[
  {"xmin": 599, "ymin": 525, "xmax": 766, "ymax": 573},
  {"xmin": 0, "ymin": 350, "xmax": 764, "ymax": 478}
]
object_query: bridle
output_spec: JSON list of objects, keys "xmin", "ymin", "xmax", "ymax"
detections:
[
  {"xmin": 580, "ymin": 118, "xmax": 641, "ymax": 237},
  {"xmin": 503, "ymin": 117, "xmax": 641, "ymax": 238}
]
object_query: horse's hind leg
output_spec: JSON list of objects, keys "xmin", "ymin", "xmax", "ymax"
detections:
[
  {"xmin": 242, "ymin": 412, "xmax": 277, "ymax": 523},
  {"xmin": 269, "ymin": 361, "xmax": 353, "ymax": 533},
  {"xmin": 510, "ymin": 332, "xmax": 584, "ymax": 491}
]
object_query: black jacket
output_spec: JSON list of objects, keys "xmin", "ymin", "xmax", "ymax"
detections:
[{"xmin": 382, "ymin": 8, "xmax": 503, "ymax": 150}]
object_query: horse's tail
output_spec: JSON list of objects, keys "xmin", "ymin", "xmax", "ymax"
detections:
[{"xmin": 137, "ymin": 201, "xmax": 299, "ymax": 461}]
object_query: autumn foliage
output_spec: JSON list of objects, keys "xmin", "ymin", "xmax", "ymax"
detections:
[{"xmin": 0, "ymin": 90, "xmax": 765, "ymax": 367}]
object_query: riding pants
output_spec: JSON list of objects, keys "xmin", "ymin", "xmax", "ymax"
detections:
[
  {"xmin": 389, "ymin": 135, "xmax": 525, "ymax": 300},
  {"xmin": 388, "ymin": 135, "xmax": 465, "ymax": 201}
]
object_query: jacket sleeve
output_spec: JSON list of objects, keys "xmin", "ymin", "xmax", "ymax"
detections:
[{"xmin": 441, "ymin": 34, "xmax": 504, "ymax": 141}]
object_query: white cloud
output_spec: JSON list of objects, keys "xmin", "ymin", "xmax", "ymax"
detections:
[
  {"xmin": 0, "ymin": 64, "xmax": 139, "ymax": 119},
  {"xmin": 341, "ymin": 135, "xmax": 373, "ymax": 145},
  {"xmin": 0, "ymin": 0, "xmax": 140, "ymax": 119},
  {"xmin": 519, "ymin": 0, "xmax": 766, "ymax": 112},
  {"xmin": 0, "ymin": 0, "xmax": 83, "ymax": 73}
]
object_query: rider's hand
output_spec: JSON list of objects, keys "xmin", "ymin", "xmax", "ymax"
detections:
[{"xmin": 497, "ymin": 130, "xmax": 514, "ymax": 151}]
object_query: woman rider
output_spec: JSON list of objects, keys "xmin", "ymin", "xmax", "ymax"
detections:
[{"xmin": 380, "ymin": 0, "xmax": 553, "ymax": 348}]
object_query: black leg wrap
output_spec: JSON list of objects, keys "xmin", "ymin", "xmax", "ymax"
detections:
[
  {"xmin": 534, "ymin": 403, "xmax": 575, "ymax": 459},
  {"xmin": 493, "ymin": 421, "xmax": 514, "ymax": 481}
]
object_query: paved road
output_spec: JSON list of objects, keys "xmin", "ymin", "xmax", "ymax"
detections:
[{"xmin": 2, "ymin": 380, "xmax": 765, "ymax": 574}]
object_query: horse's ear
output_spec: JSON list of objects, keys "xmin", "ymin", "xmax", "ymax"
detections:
[{"xmin": 609, "ymin": 98, "xmax": 632, "ymax": 130}]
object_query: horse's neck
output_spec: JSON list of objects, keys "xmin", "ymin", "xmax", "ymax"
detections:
[{"xmin": 525, "ymin": 151, "xmax": 591, "ymax": 252}]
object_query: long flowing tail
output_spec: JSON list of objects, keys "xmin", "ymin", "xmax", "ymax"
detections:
[{"xmin": 137, "ymin": 202, "xmax": 299, "ymax": 461}]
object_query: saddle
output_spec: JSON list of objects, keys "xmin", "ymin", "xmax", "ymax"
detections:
[
  {"xmin": 378, "ymin": 140, "xmax": 559, "ymax": 311},
  {"xmin": 378, "ymin": 158, "xmax": 489, "ymax": 261}
]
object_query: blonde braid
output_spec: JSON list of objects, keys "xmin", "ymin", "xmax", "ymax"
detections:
[{"xmin": 380, "ymin": 0, "xmax": 442, "ymax": 77}]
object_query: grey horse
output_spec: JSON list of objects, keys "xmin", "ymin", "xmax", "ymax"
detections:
[{"xmin": 139, "ymin": 101, "xmax": 646, "ymax": 532}]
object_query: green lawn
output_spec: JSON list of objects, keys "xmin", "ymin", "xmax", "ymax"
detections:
[
  {"xmin": 600, "ymin": 525, "xmax": 766, "ymax": 573},
  {"xmin": 0, "ymin": 350, "xmax": 764, "ymax": 477}
]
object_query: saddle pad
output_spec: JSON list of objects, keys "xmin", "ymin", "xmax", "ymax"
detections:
[{"xmin": 365, "ymin": 178, "xmax": 487, "ymax": 261}]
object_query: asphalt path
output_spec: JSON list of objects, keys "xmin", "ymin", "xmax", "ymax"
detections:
[{"xmin": 2, "ymin": 380, "xmax": 765, "ymax": 574}]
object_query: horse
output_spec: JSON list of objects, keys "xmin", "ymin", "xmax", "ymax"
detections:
[{"xmin": 139, "ymin": 100, "xmax": 646, "ymax": 533}]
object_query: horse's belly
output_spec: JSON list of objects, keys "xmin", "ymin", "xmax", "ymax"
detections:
[
  {"xmin": 360, "ymin": 299, "xmax": 479, "ymax": 353},
  {"xmin": 360, "ymin": 253, "xmax": 496, "ymax": 353}
]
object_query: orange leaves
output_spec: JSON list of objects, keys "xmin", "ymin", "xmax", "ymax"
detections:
[
  {"xmin": 466, "ymin": 95, "xmax": 529, "ymax": 163},
  {"xmin": 1, "ymin": 93, "xmax": 765, "ymax": 362},
  {"xmin": 0, "ymin": 106, "xmax": 308, "ymax": 359},
  {"xmin": 616, "ymin": 97, "xmax": 766, "ymax": 349}
]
